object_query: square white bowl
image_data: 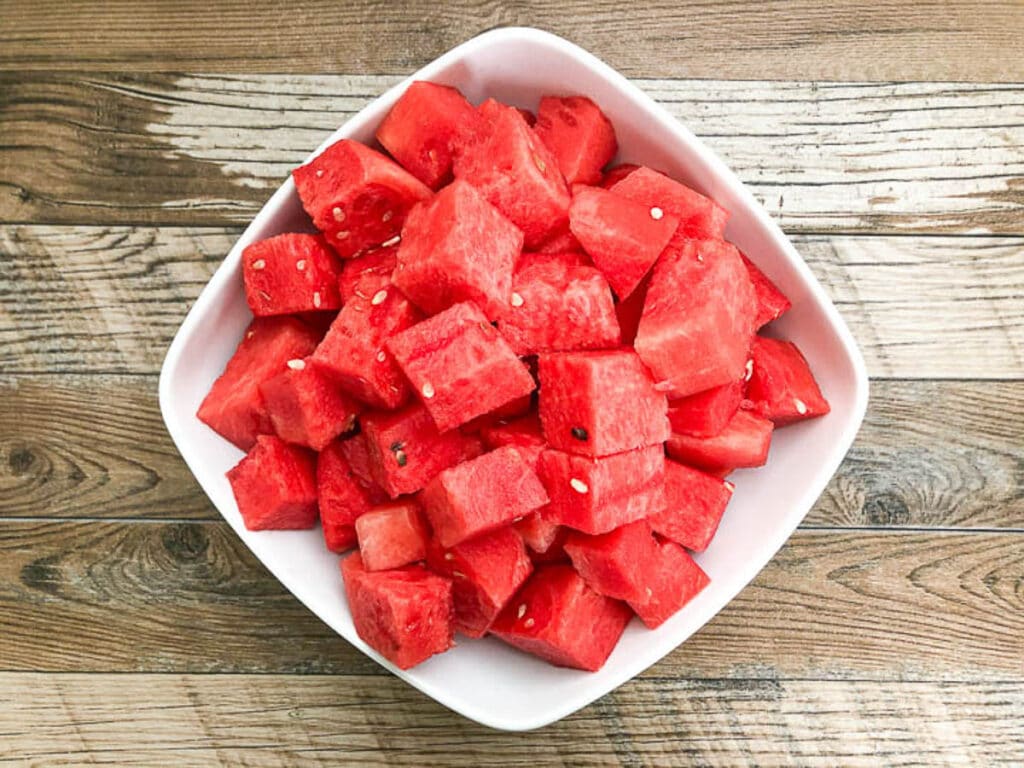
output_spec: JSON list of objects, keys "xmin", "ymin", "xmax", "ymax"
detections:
[{"xmin": 159, "ymin": 27, "xmax": 869, "ymax": 731}]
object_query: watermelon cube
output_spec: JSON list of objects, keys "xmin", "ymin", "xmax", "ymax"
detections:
[
  {"xmin": 311, "ymin": 274, "xmax": 421, "ymax": 409},
  {"xmin": 610, "ymin": 166, "xmax": 728, "ymax": 241},
  {"xmin": 197, "ymin": 317, "xmax": 320, "ymax": 450},
  {"xmin": 490, "ymin": 565, "xmax": 632, "ymax": 671},
  {"xmin": 745, "ymin": 336, "xmax": 830, "ymax": 425},
  {"xmin": 375, "ymin": 81, "xmax": 482, "ymax": 189},
  {"xmin": 538, "ymin": 445, "xmax": 666, "ymax": 534},
  {"xmin": 538, "ymin": 350, "xmax": 669, "ymax": 457},
  {"xmin": 386, "ymin": 301, "xmax": 536, "ymax": 432},
  {"xmin": 498, "ymin": 260, "xmax": 620, "ymax": 356},
  {"xmin": 393, "ymin": 180, "xmax": 523, "ymax": 319},
  {"xmin": 422, "ymin": 446, "xmax": 550, "ymax": 547},
  {"xmin": 337, "ymin": 432, "xmax": 381, "ymax": 491},
  {"xmin": 647, "ymin": 460, "xmax": 734, "ymax": 552},
  {"xmin": 341, "ymin": 553, "xmax": 453, "ymax": 669},
  {"xmin": 480, "ymin": 413, "xmax": 545, "ymax": 452},
  {"xmin": 337, "ymin": 245, "xmax": 398, "ymax": 303},
  {"xmin": 355, "ymin": 500, "xmax": 431, "ymax": 571},
  {"xmin": 533, "ymin": 95, "xmax": 617, "ymax": 186},
  {"xmin": 564, "ymin": 520, "xmax": 659, "ymax": 604},
  {"xmin": 259, "ymin": 358, "xmax": 359, "ymax": 450},
  {"xmin": 667, "ymin": 379, "xmax": 744, "ymax": 438},
  {"xmin": 635, "ymin": 239, "xmax": 757, "ymax": 398},
  {"xmin": 317, "ymin": 436, "xmax": 387, "ymax": 552},
  {"xmin": 600, "ymin": 163, "xmax": 640, "ymax": 189},
  {"xmin": 241, "ymin": 233, "xmax": 341, "ymax": 316},
  {"xmin": 453, "ymin": 101, "xmax": 571, "ymax": 248},
  {"xmin": 569, "ymin": 185, "xmax": 679, "ymax": 299},
  {"xmin": 292, "ymin": 139, "xmax": 431, "ymax": 258},
  {"xmin": 741, "ymin": 253, "xmax": 792, "ymax": 328},
  {"xmin": 667, "ymin": 409, "xmax": 773, "ymax": 470},
  {"xmin": 426, "ymin": 525, "xmax": 533, "ymax": 637},
  {"xmin": 361, "ymin": 403, "xmax": 481, "ymax": 499},
  {"xmin": 629, "ymin": 540, "xmax": 710, "ymax": 628},
  {"xmin": 226, "ymin": 435, "xmax": 318, "ymax": 530}
]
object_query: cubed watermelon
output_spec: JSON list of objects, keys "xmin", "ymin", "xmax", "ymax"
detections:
[
  {"xmin": 647, "ymin": 460, "xmax": 733, "ymax": 552},
  {"xmin": 490, "ymin": 565, "xmax": 632, "ymax": 671},
  {"xmin": 498, "ymin": 260, "xmax": 620, "ymax": 356},
  {"xmin": 610, "ymin": 166, "xmax": 728, "ymax": 241},
  {"xmin": 393, "ymin": 180, "xmax": 523, "ymax": 319},
  {"xmin": 629, "ymin": 540, "xmax": 710, "ymax": 628},
  {"xmin": 600, "ymin": 163, "xmax": 639, "ymax": 189},
  {"xmin": 259, "ymin": 358, "xmax": 359, "ymax": 450},
  {"xmin": 533, "ymin": 95, "xmax": 617, "ymax": 186},
  {"xmin": 197, "ymin": 317, "xmax": 320, "ymax": 450},
  {"xmin": 362, "ymin": 403, "xmax": 482, "ymax": 498},
  {"xmin": 337, "ymin": 245, "xmax": 398, "ymax": 303},
  {"xmin": 564, "ymin": 520, "xmax": 659, "ymax": 604},
  {"xmin": 667, "ymin": 379, "xmax": 744, "ymax": 438},
  {"xmin": 538, "ymin": 350, "xmax": 669, "ymax": 457},
  {"xmin": 745, "ymin": 336, "xmax": 830, "ymax": 425},
  {"xmin": 741, "ymin": 252, "xmax": 792, "ymax": 328},
  {"xmin": 337, "ymin": 432, "xmax": 380, "ymax": 491},
  {"xmin": 568, "ymin": 185, "xmax": 679, "ymax": 299},
  {"xmin": 317, "ymin": 436, "xmax": 387, "ymax": 552},
  {"xmin": 341, "ymin": 553, "xmax": 453, "ymax": 669},
  {"xmin": 667, "ymin": 409, "xmax": 773, "ymax": 470},
  {"xmin": 426, "ymin": 525, "xmax": 533, "ymax": 637},
  {"xmin": 241, "ymin": 233, "xmax": 341, "ymax": 317},
  {"xmin": 355, "ymin": 500, "xmax": 431, "ymax": 571},
  {"xmin": 293, "ymin": 139, "xmax": 431, "ymax": 258},
  {"xmin": 454, "ymin": 101, "xmax": 570, "ymax": 248},
  {"xmin": 386, "ymin": 301, "xmax": 536, "ymax": 432},
  {"xmin": 480, "ymin": 413, "xmax": 545, "ymax": 452},
  {"xmin": 376, "ymin": 81, "xmax": 482, "ymax": 189},
  {"xmin": 538, "ymin": 445, "xmax": 666, "ymax": 534},
  {"xmin": 635, "ymin": 239, "xmax": 757, "ymax": 398},
  {"xmin": 421, "ymin": 446, "xmax": 550, "ymax": 547},
  {"xmin": 226, "ymin": 435, "xmax": 318, "ymax": 530}
]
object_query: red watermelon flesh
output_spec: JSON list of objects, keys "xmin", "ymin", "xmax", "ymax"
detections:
[
  {"xmin": 337, "ymin": 432, "xmax": 380, "ymax": 491},
  {"xmin": 341, "ymin": 553, "xmax": 453, "ymax": 669},
  {"xmin": 259, "ymin": 358, "xmax": 360, "ymax": 451},
  {"xmin": 197, "ymin": 317, "xmax": 320, "ymax": 450},
  {"xmin": 362, "ymin": 403, "xmax": 482, "ymax": 499},
  {"xmin": 533, "ymin": 95, "xmax": 617, "ymax": 186},
  {"xmin": 610, "ymin": 166, "xmax": 728, "ymax": 241},
  {"xmin": 614, "ymin": 272, "xmax": 650, "ymax": 347},
  {"xmin": 538, "ymin": 445, "xmax": 666, "ymax": 535},
  {"xmin": 498, "ymin": 260, "xmax": 620, "ymax": 356},
  {"xmin": 386, "ymin": 301, "xmax": 536, "ymax": 433},
  {"xmin": 635, "ymin": 238, "xmax": 757, "ymax": 399},
  {"xmin": 375, "ymin": 81, "xmax": 483, "ymax": 189},
  {"xmin": 453, "ymin": 101, "xmax": 571, "ymax": 248},
  {"xmin": 741, "ymin": 253, "xmax": 792, "ymax": 328},
  {"xmin": 516, "ymin": 249, "xmax": 590, "ymax": 272},
  {"xmin": 667, "ymin": 379, "xmax": 744, "ymax": 439},
  {"xmin": 667, "ymin": 409, "xmax": 773, "ymax": 470},
  {"xmin": 538, "ymin": 350, "xmax": 669, "ymax": 457},
  {"xmin": 490, "ymin": 564, "xmax": 632, "ymax": 672},
  {"xmin": 355, "ymin": 500, "xmax": 431, "ymax": 571},
  {"xmin": 746, "ymin": 336, "xmax": 830, "ymax": 425},
  {"xmin": 421, "ymin": 446, "xmax": 550, "ymax": 548},
  {"xmin": 564, "ymin": 520, "xmax": 660, "ymax": 605},
  {"xmin": 337, "ymin": 245, "xmax": 398, "ymax": 303},
  {"xmin": 292, "ymin": 139, "xmax": 431, "ymax": 258},
  {"xmin": 600, "ymin": 163, "xmax": 640, "ymax": 189},
  {"xmin": 647, "ymin": 460, "xmax": 734, "ymax": 552},
  {"xmin": 457, "ymin": 394, "xmax": 533, "ymax": 436},
  {"xmin": 393, "ymin": 179, "xmax": 523, "ymax": 319},
  {"xmin": 629, "ymin": 540, "xmax": 710, "ymax": 628},
  {"xmin": 480, "ymin": 413, "xmax": 545, "ymax": 452},
  {"xmin": 569, "ymin": 185, "xmax": 680, "ymax": 299},
  {"xmin": 426, "ymin": 525, "xmax": 533, "ymax": 638},
  {"xmin": 318, "ymin": 437, "xmax": 387, "ymax": 552},
  {"xmin": 242, "ymin": 233, "xmax": 342, "ymax": 316},
  {"xmin": 533, "ymin": 227, "xmax": 585, "ymax": 255},
  {"xmin": 226, "ymin": 435, "xmax": 318, "ymax": 530}
]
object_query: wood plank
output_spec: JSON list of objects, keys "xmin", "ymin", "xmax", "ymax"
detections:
[
  {"xmin": 2, "ymin": 226, "xmax": 1022, "ymax": 378},
  {"xmin": 1, "ymin": 0, "xmax": 1022, "ymax": 82},
  {"xmin": 3, "ymin": 375, "xmax": 1022, "ymax": 529},
  {"xmin": 2, "ymin": 75, "xmax": 1022, "ymax": 233},
  {"xmin": 1, "ymin": 673, "xmax": 1021, "ymax": 765},
  {"xmin": 1, "ymin": 521, "xmax": 1021, "ymax": 681}
]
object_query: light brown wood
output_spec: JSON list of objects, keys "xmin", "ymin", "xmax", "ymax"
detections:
[
  {"xmin": 1, "ymin": 1, "xmax": 1022, "ymax": 82},
  {"xmin": 1, "ymin": 673, "xmax": 1021, "ymax": 765},
  {"xmin": 3, "ymin": 226, "xmax": 1022, "ymax": 378},
  {"xmin": 2, "ymin": 75, "xmax": 1022, "ymax": 234}
]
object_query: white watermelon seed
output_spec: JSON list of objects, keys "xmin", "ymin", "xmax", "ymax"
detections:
[
  {"xmin": 381, "ymin": 235, "xmax": 401, "ymax": 247},
  {"xmin": 533, "ymin": 154, "xmax": 546, "ymax": 173},
  {"xmin": 512, "ymin": 516, "xmax": 524, "ymax": 523},
  {"xmin": 645, "ymin": 587, "xmax": 653, "ymax": 598},
  {"xmin": 510, "ymin": 292, "xmax": 524, "ymax": 308},
  {"xmin": 371, "ymin": 289, "xmax": 388, "ymax": 305},
  {"xmin": 452, "ymin": 570, "xmax": 466, "ymax": 579},
  {"xmin": 524, "ymin": 618, "xmax": 535, "ymax": 628},
  {"xmin": 335, "ymin": 230, "xmax": 350, "ymax": 240},
  {"xmin": 725, "ymin": 481, "xmax": 735, "ymax": 492},
  {"xmin": 258, "ymin": 290, "xmax": 272, "ymax": 301},
  {"xmin": 570, "ymin": 478, "xmax": 589, "ymax": 494},
  {"xmin": 696, "ymin": 252, "xmax": 704, "ymax": 263},
  {"xmin": 296, "ymin": 259, "xmax": 306, "ymax": 271},
  {"xmin": 650, "ymin": 206, "xmax": 664, "ymax": 220},
  {"xmin": 517, "ymin": 603, "xmax": 527, "ymax": 619},
  {"xmin": 744, "ymin": 359, "xmax": 754, "ymax": 381},
  {"xmin": 376, "ymin": 350, "xmax": 387, "ymax": 363},
  {"xmin": 315, "ymin": 169, "xmax": 324, "ymax": 178},
  {"xmin": 444, "ymin": 552, "xmax": 454, "ymax": 561},
  {"xmin": 794, "ymin": 398, "xmax": 808, "ymax": 415},
  {"xmin": 313, "ymin": 291, "xmax": 322, "ymax": 308},
  {"xmin": 421, "ymin": 382, "xmax": 435, "ymax": 399},
  {"xmin": 332, "ymin": 207, "xmax": 345, "ymax": 222},
  {"xmin": 287, "ymin": 359, "xmax": 306, "ymax": 371},
  {"xmin": 251, "ymin": 259, "xmax": 266, "ymax": 270},
  {"xmin": 428, "ymin": 149, "xmax": 438, "ymax": 162},
  {"xmin": 382, "ymin": 210, "xmax": 393, "ymax": 223},
  {"xmin": 246, "ymin": 331, "xmax": 255, "ymax": 339}
]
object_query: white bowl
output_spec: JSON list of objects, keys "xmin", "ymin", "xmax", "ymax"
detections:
[{"xmin": 159, "ymin": 27, "xmax": 868, "ymax": 731}]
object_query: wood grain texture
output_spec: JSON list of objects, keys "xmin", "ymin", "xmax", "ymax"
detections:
[
  {"xmin": 3, "ymin": 375, "xmax": 1022, "ymax": 529},
  {"xmin": 2, "ymin": 75, "xmax": 1023, "ymax": 233},
  {"xmin": 1, "ymin": 521, "xmax": 1021, "ymax": 681},
  {"xmin": 3, "ymin": 226, "xmax": 1022, "ymax": 378},
  {"xmin": 1, "ymin": 672, "xmax": 1021, "ymax": 766},
  {"xmin": 1, "ymin": 1, "xmax": 1022, "ymax": 81}
]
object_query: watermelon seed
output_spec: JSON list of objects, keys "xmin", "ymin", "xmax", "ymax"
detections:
[
  {"xmin": 571, "ymin": 427, "xmax": 589, "ymax": 441},
  {"xmin": 650, "ymin": 206, "xmax": 664, "ymax": 220},
  {"xmin": 452, "ymin": 571, "xmax": 466, "ymax": 579},
  {"xmin": 421, "ymin": 382, "xmax": 435, "ymax": 399},
  {"xmin": 517, "ymin": 603, "xmax": 527, "ymax": 619},
  {"xmin": 428, "ymin": 149, "xmax": 438, "ymax": 162},
  {"xmin": 287, "ymin": 359, "xmax": 306, "ymax": 371},
  {"xmin": 510, "ymin": 292, "xmax": 524, "ymax": 308},
  {"xmin": 744, "ymin": 359, "xmax": 754, "ymax": 382},
  {"xmin": 725, "ymin": 481, "xmax": 735, "ymax": 492},
  {"xmin": 258, "ymin": 290, "xmax": 272, "ymax": 302},
  {"xmin": 381, "ymin": 210, "xmax": 393, "ymax": 223},
  {"xmin": 313, "ymin": 291, "xmax": 322, "ymax": 308},
  {"xmin": 532, "ymin": 154, "xmax": 546, "ymax": 173},
  {"xmin": 794, "ymin": 398, "xmax": 808, "ymax": 415},
  {"xmin": 296, "ymin": 260, "xmax": 306, "ymax": 271},
  {"xmin": 376, "ymin": 350, "xmax": 387, "ymax": 363},
  {"xmin": 371, "ymin": 289, "xmax": 388, "ymax": 305},
  {"xmin": 332, "ymin": 207, "xmax": 346, "ymax": 223},
  {"xmin": 696, "ymin": 252, "xmax": 704, "ymax": 263},
  {"xmin": 315, "ymin": 169, "xmax": 324, "ymax": 178},
  {"xmin": 523, "ymin": 618, "xmax": 535, "ymax": 628},
  {"xmin": 444, "ymin": 552, "xmax": 454, "ymax": 561},
  {"xmin": 512, "ymin": 516, "xmax": 523, "ymax": 523},
  {"xmin": 570, "ymin": 478, "xmax": 589, "ymax": 494},
  {"xmin": 251, "ymin": 259, "xmax": 266, "ymax": 270},
  {"xmin": 645, "ymin": 587, "xmax": 653, "ymax": 598},
  {"xmin": 395, "ymin": 450, "xmax": 408, "ymax": 467},
  {"xmin": 246, "ymin": 331, "xmax": 255, "ymax": 339},
  {"xmin": 336, "ymin": 231, "xmax": 350, "ymax": 240},
  {"xmin": 381, "ymin": 235, "xmax": 401, "ymax": 247},
  {"xmin": 390, "ymin": 441, "xmax": 404, "ymax": 451}
]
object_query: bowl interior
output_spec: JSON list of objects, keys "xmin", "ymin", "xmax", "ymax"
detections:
[{"xmin": 159, "ymin": 27, "xmax": 868, "ymax": 731}]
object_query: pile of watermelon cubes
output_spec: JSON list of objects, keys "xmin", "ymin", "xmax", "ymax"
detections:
[{"xmin": 198, "ymin": 82, "xmax": 830, "ymax": 672}]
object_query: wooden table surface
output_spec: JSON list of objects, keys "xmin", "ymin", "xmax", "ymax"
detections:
[{"xmin": 2, "ymin": 2, "xmax": 1023, "ymax": 764}]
